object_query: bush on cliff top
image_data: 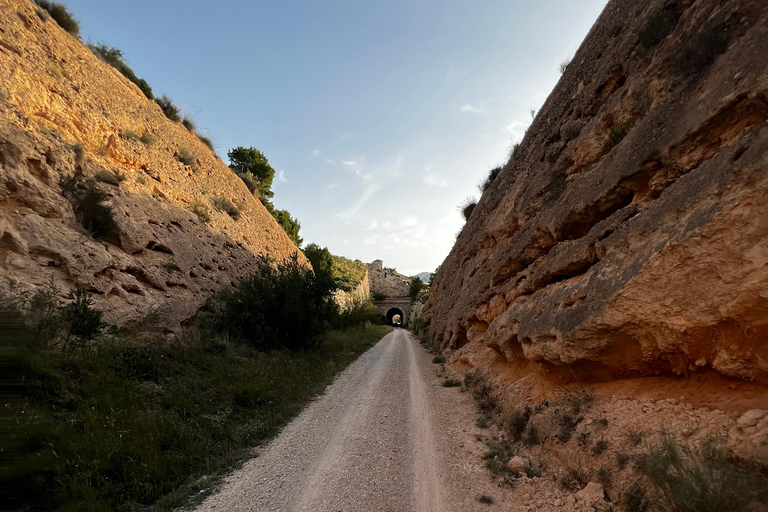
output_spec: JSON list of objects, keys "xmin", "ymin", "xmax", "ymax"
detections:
[
  {"xmin": 34, "ymin": 0, "xmax": 80, "ymax": 38},
  {"xmin": 89, "ymin": 43, "xmax": 154, "ymax": 100}
]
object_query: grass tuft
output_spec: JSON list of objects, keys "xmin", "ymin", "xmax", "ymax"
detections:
[
  {"xmin": 156, "ymin": 94, "xmax": 181, "ymax": 122},
  {"xmin": 477, "ymin": 495, "xmax": 494, "ymax": 505},
  {"xmin": 460, "ymin": 197, "xmax": 477, "ymax": 221},
  {"xmin": 95, "ymin": 169, "xmax": 125, "ymax": 186},
  {"xmin": 175, "ymin": 148, "xmax": 200, "ymax": 174},
  {"xmin": 442, "ymin": 378, "xmax": 461, "ymax": 387},
  {"xmin": 603, "ymin": 119, "xmax": 635, "ymax": 153},
  {"xmin": 190, "ymin": 199, "xmax": 211, "ymax": 223},
  {"xmin": 212, "ymin": 195, "xmax": 240, "ymax": 220},
  {"xmin": 432, "ymin": 355, "xmax": 446, "ymax": 364},
  {"xmin": 592, "ymin": 438, "xmax": 609, "ymax": 455}
]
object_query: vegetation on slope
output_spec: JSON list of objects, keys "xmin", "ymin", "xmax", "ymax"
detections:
[
  {"xmin": 5, "ymin": 266, "xmax": 389, "ymax": 511},
  {"xmin": 331, "ymin": 254, "xmax": 368, "ymax": 292}
]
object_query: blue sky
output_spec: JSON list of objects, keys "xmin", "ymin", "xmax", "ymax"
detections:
[{"xmin": 66, "ymin": 0, "xmax": 608, "ymax": 275}]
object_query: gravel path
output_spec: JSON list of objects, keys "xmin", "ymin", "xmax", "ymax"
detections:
[{"xmin": 192, "ymin": 328, "xmax": 509, "ymax": 512}]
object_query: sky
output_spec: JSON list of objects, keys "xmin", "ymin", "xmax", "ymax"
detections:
[{"xmin": 66, "ymin": 0, "xmax": 608, "ymax": 276}]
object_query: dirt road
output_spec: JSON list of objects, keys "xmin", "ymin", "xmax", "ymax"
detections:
[{"xmin": 192, "ymin": 328, "xmax": 511, "ymax": 512}]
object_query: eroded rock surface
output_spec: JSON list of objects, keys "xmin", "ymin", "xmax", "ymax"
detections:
[
  {"xmin": 0, "ymin": 0, "xmax": 302, "ymax": 328},
  {"xmin": 425, "ymin": 0, "xmax": 768, "ymax": 384}
]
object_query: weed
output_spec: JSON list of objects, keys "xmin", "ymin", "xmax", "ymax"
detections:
[
  {"xmin": 122, "ymin": 129, "xmax": 139, "ymax": 140},
  {"xmin": 597, "ymin": 466, "xmax": 612, "ymax": 487},
  {"xmin": 11, "ymin": 299, "xmax": 391, "ymax": 511},
  {"xmin": 432, "ymin": 355, "xmax": 446, "ymax": 364},
  {"xmin": 557, "ymin": 468, "xmax": 588, "ymax": 492},
  {"xmin": 676, "ymin": 15, "xmax": 743, "ymax": 77},
  {"xmin": 522, "ymin": 425, "xmax": 541, "ymax": 446},
  {"xmin": 477, "ymin": 495, "xmax": 494, "ymax": 504},
  {"xmin": 467, "ymin": 373, "xmax": 498, "ymax": 414},
  {"xmin": 482, "ymin": 437, "xmax": 517, "ymax": 487},
  {"xmin": 560, "ymin": 58, "xmax": 571, "ymax": 74},
  {"xmin": 628, "ymin": 430, "xmax": 643, "ymax": 446},
  {"xmin": 190, "ymin": 200, "xmax": 210, "ymax": 223},
  {"xmin": 476, "ymin": 414, "xmax": 493, "ymax": 429},
  {"xmin": 546, "ymin": 147, "xmax": 564, "ymax": 165},
  {"xmin": 198, "ymin": 134, "xmax": 215, "ymax": 152},
  {"xmin": 635, "ymin": 435, "xmax": 768, "ymax": 512},
  {"xmin": 156, "ymin": 94, "xmax": 181, "ymax": 122},
  {"xmin": 564, "ymin": 124, "xmax": 582, "ymax": 141},
  {"xmin": 34, "ymin": 0, "xmax": 80, "ymax": 37},
  {"xmin": 95, "ymin": 169, "xmax": 125, "ymax": 186},
  {"xmin": 501, "ymin": 409, "xmax": 529, "ymax": 442},
  {"xmin": 181, "ymin": 113, "xmax": 197, "ymax": 133},
  {"xmin": 616, "ymin": 452, "xmax": 630, "ymax": 469},
  {"xmin": 442, "ymin": 379, "xmax": 461, "ymax": 387},
  {"xmin": 623, "ymin": 482, "xmax": 648, "ymax": 512},
  {"xmin": 73, "ymin": 142, "xmax": 86, "ymax": 165},
  {"xmin": 479, "ymin": 165, "xmax": 503, "ymax": 193},
  {"xmin": 212, "ymin": 195, "xmax": 240, "ymax": 220},
  {"xmin": 460, "ymin": 197, "xmax": 477, "ymax": 221},
  {"xmin": 603, "ymin": 119, "xmax": 635, "ymax": 153},
  {"xmin": 639, "ymin": 5, "xmax": 680, "ymax": 50},
  {"xmin": 164, "ymin": 262, "xmax": 181, "ymax": 273},
  {"xmin": 577, "ymin": 431, "xmax": 591, "ymax": 446},
  {"xmin": 59, "ymin": 170, "xmax": 117, "ymax": 240},
  {"xmin": 140, "ymin": 132, "xmax": 157, "ymax": 146},
  {"xmin": 175, "ymin": 148, "xmax": 200, "ymax": 173},
  {"xmin": 136, "ymin": 175, "xmax": 147, "ymax": 185}
]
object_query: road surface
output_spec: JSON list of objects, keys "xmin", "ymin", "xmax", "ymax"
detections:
[{"xmin": 192, "ymin": 328, "xmax": 507, "ymax": 512}]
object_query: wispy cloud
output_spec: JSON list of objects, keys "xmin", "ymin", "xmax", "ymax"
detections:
[
  {"xmin": 423, "ymin": 165, "xmax": 447, "ymax": 187},
  {"xmin": 446, "ymin": 64, "xmax": 466, "ymax": 83},
  {"xmin": 325, "ymin": 183, "xmax": 339, "ymax": 190},
  {"xmin": 310, "ymin": 149, "xmax": 320, "ymax": 159},
  {"xmin": 323, "ymin": 157, "xmax": 335, "ymax": 165},
  {"xmin": 342, "ymin": 160, "xmax": 356, "ymax": 166},
  {"xmin": 336, "ymin": 184, "xmax": 381, "ymax": 219},
  {"xmin": 365, "ymin": 220, "xmax": 379, "ymax": 230},
  {"xmin": 503, "ymin": 119, "xmax": 529, "ymax": 141},
  {"xmin": 461, "ymin": 103, "xmax": 483, "ymax": 113},
  {"xmin": 278, "ymin": 170, "xmax": 287, "ymax": 182}
]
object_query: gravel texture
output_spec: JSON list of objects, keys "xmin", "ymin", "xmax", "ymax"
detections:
[{"xmin": 191, "ymin": 328, "xmax": 510, "ymax": 512}]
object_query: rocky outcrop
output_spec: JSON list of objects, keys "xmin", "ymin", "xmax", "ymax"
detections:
[
  {"xmin": 368, "ymin": 259, "xmax": 409, "ymax": 298},
  {"xmin": 334, "ymin": 269, "xmax": 370, "ymax": 310},
  {"xmin": 0, "ymin": 0, "xmax": 302, "ymax": 329},
  {"xmin": 424, "ymin": 0, "xmax": 768, "ymax": 385}
]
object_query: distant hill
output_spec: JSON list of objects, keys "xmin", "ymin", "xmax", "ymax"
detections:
[{"xmin": 414, "ymin": 272, "xmax": 431, "ymax": 283}]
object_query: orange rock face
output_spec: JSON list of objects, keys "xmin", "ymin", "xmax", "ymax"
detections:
[
  {"xmin": 424, "ymin": 0, "xmax": 768, "ymax": 384},
  {"xmin": 0, "ymin": 0, "xmax": 303, "ymax": 328}
]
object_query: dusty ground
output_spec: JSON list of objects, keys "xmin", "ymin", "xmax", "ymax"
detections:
[
  {"xmin": 188, "ymin": 329, "xmax": 767, "ymax": 512},
  {"xmin": 190, "ymin": 329, "xmax": 519, "ymax": 511}
]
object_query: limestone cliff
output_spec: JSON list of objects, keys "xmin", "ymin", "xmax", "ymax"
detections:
[
  {"xmin": 0, "ymin": 0, "xmax": 303, "ymax": 329},
  {"xmin": 424, "ymin": 0, "xmax": 768, "ymax": 388}
]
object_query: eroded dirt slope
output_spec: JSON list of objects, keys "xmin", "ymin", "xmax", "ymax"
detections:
[
  {"xmin": 0, "ymin": 0, "xmax": 302, "ymax": 328},
  {"xmin": 425, "ymin": 0, "xmax": 768, "ymax": 390}
]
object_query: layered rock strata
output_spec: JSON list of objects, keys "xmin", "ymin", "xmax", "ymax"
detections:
[
  {"xmin": 0, "ymin": 0, "xmax": 301, "ymax": 328},
  {"xmin": 424, "ymin": 0, "xmax": 768, "ymax": 384}
]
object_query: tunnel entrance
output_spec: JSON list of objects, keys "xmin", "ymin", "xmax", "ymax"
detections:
[{"xmin": 385, "ymin": 307, "xmax": 404, "ymax": 326}]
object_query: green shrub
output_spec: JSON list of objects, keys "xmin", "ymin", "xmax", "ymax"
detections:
[
  {"xmin": 204, "ymin": 254, "xmax": 337, "ymax": 351},
  {"xmin": 477, "ymin": 495, "xmax": 494, "ymax": 504},
  {"xmin": 482, "ymin": 437, "xmax": 517, "ymax": 487},
  {"xmin": 522, "ymin": 425, "xmax": 541, "ymax": 446},
  {"xmin": 272, "ymin": 209, "xmax": 303, "ymax": 246},
  {"xmin": 465, "ymin": 372, "xmax": 497, "ymax": 413},
  {"xmin": 442, "ymin": 379, "xmax": 461, "ymax": 387},
  {"xmin": 228, "ymin": 146, "xmax": 275, "ymax": 201},
  {"xmin": 460, "ymin": 197, "xmax": 477, "ymax": 221},
  {"xmin": 479, "ymin": 165, "xmax": 502, "ymax": 193},
  {"xmin": 623, "ymin": 482, "xmax": 649, "ymax": 512},
  {"xmin": 95, "ymin": 169, "xmax": 125, "ymax": 186},
  {"xmin": 59, "ymin": 170, "xmax": 117, "ymax": 240},
  {"xmin": 156, "ymin": 94, "xmax": 181, "ymax": 122},
  {"xmin": 60, "ymin": 289, "xmax": 106, "ymax": 349},
  {"xmin": 408, "ymin": 276, "xmax": 427, "ymax": 302},
  {"xmin": 34, "ymin": 0, "xmax": 80, "ymax": 37},
  {"xmin": 190, "ymin": 199, "xmax": 210, "ymax": 223},
  {"xmin": 10, "ymin": 293, "xmax": 391, "ymax": 511},
  {"xmin": 432, "ymin": 355, "xmax": 445, "ymax": 364},
  {"xmin": 212, "ymin": 195, "xmax": 240, "ymax": 220},
  {"xmin": 603, "ymin": 119, "xmax": 636, "ymax": 153},
  {"xmin": 331, "ymin": 255, "xmax": 367, "ymax": 292},
  {"xmin": 635, "ymin": 435, "xmax": 768, "ymax": 512},
  {"xmin": 89, "ymin": 43, "xmax": 153, "ymax": 100},
  {"xmin": 502, "ymin": 409, "xmax": 529, "ymax": 442},
  {"xmin": 140, "ymin": 131, "xmax": 157, "ymax": 146},
  {"xmin": 592, "ymin": 438, "xmax": 608, "ymax": 455},
  {"xmin": 175, "ymin": 148, "xmax": 199, "ymax": 173},
  {"xmin": 122, "ymin": 129, "xmax": 139, "ymax": 141},
  {"xmin": 639, "ymin": 5, "xmax": 680, "ymax": 49}
]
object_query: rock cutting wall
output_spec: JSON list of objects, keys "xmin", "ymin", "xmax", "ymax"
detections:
[
  {"xmin": 0, "ymin": 0, "xmax": 302, "ymax": 329},
  {"xmin": 368, "ymin": 260, "xmax": 409, "ymax": 297},
  {"xmin": 424, "ymin": 0, "xmax": 768, "ymax": 385}
]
